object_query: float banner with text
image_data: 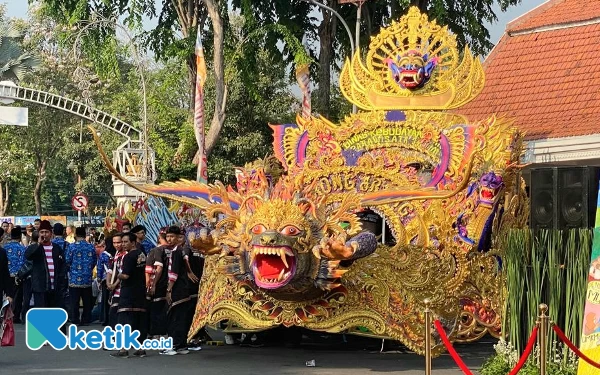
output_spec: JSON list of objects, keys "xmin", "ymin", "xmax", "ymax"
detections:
[{"xmin": 578, "ymin": 178, "xmax": 600, "ymax": 375}]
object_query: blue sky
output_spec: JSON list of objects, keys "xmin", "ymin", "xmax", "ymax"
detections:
[{"xmin": 3, "ymin": 0, "xmax": 547, "ymax": 51}]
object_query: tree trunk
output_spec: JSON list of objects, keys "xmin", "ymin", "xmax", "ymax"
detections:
[
  {"xmin": 202, "ymin": 0, "xmax": 226, "ymax": 157},
  {"xmin": 0, "ymin": 181, "xmax": 9, "ymax": 216},
  {"xmin": 34, "ymin": 160, "xmax": 46, "ymax": 216},
  {"xmin": 316, "ymin": 1, "xmax": 337, "ymax": 118}
]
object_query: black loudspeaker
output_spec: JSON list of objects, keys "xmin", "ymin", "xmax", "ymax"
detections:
[{"xmin": 529, "ymin": 167, "xmax": 599, "ymax": 230}]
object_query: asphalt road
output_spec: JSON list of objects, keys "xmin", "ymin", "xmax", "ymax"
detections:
[{"xmin": 1, "ymin": 323, "xmax": 494, "ymax": 374}]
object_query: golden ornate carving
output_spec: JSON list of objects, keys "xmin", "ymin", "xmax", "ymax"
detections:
[
  {"xmin": 340, "ymin": 7, "xmax": 485, "ymax": 110},
  {"xmin": 91, "ymin": 6, "xmax": 529, "ymax": 354}
]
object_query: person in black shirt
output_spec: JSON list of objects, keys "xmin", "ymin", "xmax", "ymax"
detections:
[
  {"xmin": 181, "ymin": 231, "xmax": 205, "ymax": 350},
  {"xmin": 145, "ymin": 244, "xmax": 168, "ymax": 339},
  {"xmin": 0, "ymin": 244, "xmax": 14, "ymax": 305},
  {"xmin": 111, "ymin": 232, "xmax": 148, "ymax": 358},
  {"xmin": 159, "ymin": 226, "xmax": 190, "ymax": 355}
]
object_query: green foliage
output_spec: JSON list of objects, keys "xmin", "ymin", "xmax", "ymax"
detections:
[
  {"xmin": 502, "ymin": 229, "xmax": 592, "ymax": 356},
  {"xmin": 207, "ymin": 45, "xmax": 297, "ymax": 184},
  {"xmin": 481, "ymin": 340, "xmax": 578, "ymax": 375},
  {"xmin": 0, "ymin": 9, "xmax": 39, "ymax": 81},
  {"xmin": 145, "ymin": 59, "xmax": 197, "ymax": 181}
]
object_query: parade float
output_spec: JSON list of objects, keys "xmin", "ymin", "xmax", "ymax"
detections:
[{"xmin": 93, "ymin": 7, "xmax": 528, "ymax": 356}]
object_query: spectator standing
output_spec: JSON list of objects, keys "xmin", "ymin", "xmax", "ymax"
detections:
[
  {"xmin": 111, "ymin": 232, "xmax": 148, "ymax": 358},
  {"xmin": 18, "ymin": 231, "xmax": 38, "ymax": 322},
  {"xmin": 131, "ymin": 225, "xmax": 154, "ymax": 255},
  {"xmin": 65, "ymin": 227, "xmax": 97, "ymax": 325},
  {"xmin": 33, "ymin": 219, "xmax": 41, "ymax": 232},
  {"xmin": 17, "ymin": 220, "xmax": 67, "ymax": 314},
  {"xmin": 160, "ymin": 226, "xmax": 191, "ymax": 356},
  {"xmin": 22, "ymin": 224, "xmax": 34, "ymax": 247},
  {"xmin": 51, "ymin": 223, "xmax": 66, "ymax": 250},
  {"xmin": 145, "ymin": 243, "xmax": 167, "ymax": 339},
  {"xmin": 106, "ymin": 233, "xmax": 125, "ymax": 329},
  {"xmin": 1, "ymin": 221, "xmax": 10, "ymax": 244},
  {"xmin": 97, "ymin": 237, "xmax": 113, "ymax": 326},
  {"xmin": 65, "ymin": 225, "xmax": 76, "ymax": 244},
  {"xmin": 121, "ymin": 222, "xmax": 132, "ymax": 233},
  {"xmin": 5, "ymin": 227, "xmax": 25, "ymax": 323},
  {"xmin": 0, "ymin": 242, "xmax": 14, "ymax": 305}
]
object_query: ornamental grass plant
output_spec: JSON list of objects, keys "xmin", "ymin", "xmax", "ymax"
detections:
[{"xmin": 482, "ymin": 228, "xmax": 592, "ymax": 374}]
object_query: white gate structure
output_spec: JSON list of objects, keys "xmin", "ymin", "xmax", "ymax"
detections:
[{"xmin": 0, "ymin": 83, "xmax": 155, "ymax": 204}]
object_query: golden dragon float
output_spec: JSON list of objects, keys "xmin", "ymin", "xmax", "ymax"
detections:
[{"xmin": 93, "ymin": 7, "xmax": 528, "ymax": 356}]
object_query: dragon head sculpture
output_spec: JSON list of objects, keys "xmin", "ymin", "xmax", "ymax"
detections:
[
  {"xmin": 183, "ymin": 173, "xmax": 377, "ymax": 299},
  {"xmin": 478, "ymin": 171, "xmax": 504, "ymax": 208}
]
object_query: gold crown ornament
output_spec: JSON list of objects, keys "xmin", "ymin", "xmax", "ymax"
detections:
[{"xmin": 340, "ymin": 7, "xmax": 485, "ymax": 111}]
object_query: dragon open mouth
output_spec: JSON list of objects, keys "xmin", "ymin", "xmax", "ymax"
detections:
[
  {"xmin": 480, "ymin": 187, "xmax": 496, "ymax": 201},
  {"xmin": 252, "ymin": 246, "xmax": 296, "ymax": 289}
]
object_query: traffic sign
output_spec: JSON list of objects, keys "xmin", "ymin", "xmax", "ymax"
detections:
[{"xmin": 71, "ymin": 193, "xmax": 89, "ymax": 212}]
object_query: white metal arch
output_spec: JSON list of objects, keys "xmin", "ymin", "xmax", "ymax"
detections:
[
  {"xmin": 0, "ymin": 83, "xmax": 155, "ymax": 203},
  {"xmin": 0, "ymin": 83, "xmax": 141, "ymax": 142}
]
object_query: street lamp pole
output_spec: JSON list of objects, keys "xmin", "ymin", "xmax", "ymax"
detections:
[
  {"xmin": 72, "ymin": 16, "xmax": 151, "ymax": 182},
  {"xmin": 355, "ymin": 1, "xmax": 362, "ymax": 56},
  {"xmin": 303, "ymin": 0, "xmax": 357, "ymax": 113},
  {"xmin": 304, "ymin": 0, "xmax": 355, "ymax": 57}
]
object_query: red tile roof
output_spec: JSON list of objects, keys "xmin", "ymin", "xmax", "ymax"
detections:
[
  {"xmin": 458, "ymin": 0, "xmax": 600, "ymax": 140},
  {"xmin": 508, "ymin": 0, "xmax": 600, "ymax": 33}
]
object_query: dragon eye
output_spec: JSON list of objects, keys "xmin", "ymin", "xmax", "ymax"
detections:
[
  {"xmin": 251, "ymin": 224, "xmax": 266, "ymax": 235},
  {"xmin": 280, "ymin": 225, "xmax": 301, "ymax": 236}
]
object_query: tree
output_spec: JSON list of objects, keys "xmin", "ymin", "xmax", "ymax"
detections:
[
  {"xmin": 34, "ymin": 0, "xmax": 229, "ymax": 156},
  {"xmin": 238, "ymin": 0, "xmax": 523, "ymax": 117},
  {"xmin": 0, "ymin": 10, "xmax": 140, "ymax": 215},
  {"xmin": 0, "ymin": 6, "xmax": 39, "ymax": 82},
  {"xmin": 33, "ymin": 0, "xmax": 299, "ymax": 161},
  {"xmin": 145, "ymin": 14, "xmax": 299, "ymax": 184}
]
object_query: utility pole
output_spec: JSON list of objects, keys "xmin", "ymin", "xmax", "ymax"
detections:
[
  {"xmin": 355, "ymin": 1, "xmax": 363, "ymax": 56},
  {"xmin": 78, "ymin": 119, "xmax": 83, "ymax": 223}
]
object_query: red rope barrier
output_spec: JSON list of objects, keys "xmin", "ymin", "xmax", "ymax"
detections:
[
  {"xmin": 552, "ymin": 324, "xmax": 600, "ymax": 369},
  {"xmin": 434, "ymin": 320, "xmax": 475, "ymax": 375},
  {"xmin": 434, "ymin": 320, "xmax": 538, "ymax": 375},
  {"xmin": 508, "ymin": 326, "xmax": 538, "ymax": 375}
]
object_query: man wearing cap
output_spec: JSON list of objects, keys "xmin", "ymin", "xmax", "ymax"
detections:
[
  {"xmin": 17, "ymin": 220, "xmax": 67, "ymax": 313},
  {"xmin": 131, "ymin": 225, "xmax": 154, "ymax": 255},
  {"xmin": 5, "ymin": 227, "xmax": 26, "ymax": 323},
  {"xmin": 65, "ymin": 227, "xmax": 97, "ymax": 325}
]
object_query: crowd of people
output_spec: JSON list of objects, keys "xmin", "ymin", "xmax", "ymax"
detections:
[{"xmin": 0, "ymin": 219, "xmax": 206, "ymax": 357}]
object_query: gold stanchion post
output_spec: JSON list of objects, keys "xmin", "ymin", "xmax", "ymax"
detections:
[
  {"xmin": 538, "ymin": 303, "xmax": 549, "ymax": 375},
  {"xmin": 424, "ymin": 298, "xmax": 432, "ymax": 375}
]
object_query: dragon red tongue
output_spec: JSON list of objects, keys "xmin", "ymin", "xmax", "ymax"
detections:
[{"xmin": 256, "ymin": 255, "xmax": 285, "ymax": 279}]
